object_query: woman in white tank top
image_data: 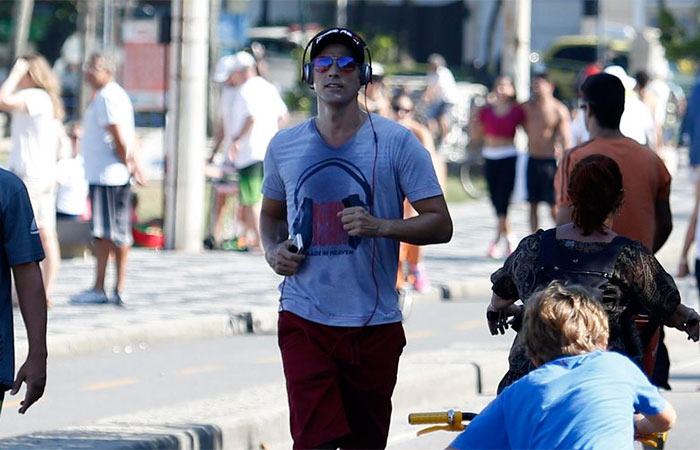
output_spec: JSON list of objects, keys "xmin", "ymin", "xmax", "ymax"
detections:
[{"xmin": 0, "ymin": 54, "xmax": 66, "ymax": 304}]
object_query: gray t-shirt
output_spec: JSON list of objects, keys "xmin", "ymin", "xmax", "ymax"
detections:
[
  {"xmin": 262, "ymin": 114, "xmax": 442, "ymax": 326},
  {"xmin": 0, "ymin": 169, "xmax": 45, "ymax": 389}
]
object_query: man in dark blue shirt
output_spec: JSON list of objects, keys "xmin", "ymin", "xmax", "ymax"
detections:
[{"xmin": 0, "ymin": 168, "xmax": 47, "ymax": 417}]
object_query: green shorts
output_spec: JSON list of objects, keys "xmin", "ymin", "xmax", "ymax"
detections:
[{"xmin": 238, "ymin": 162, "xmax": 264, "ymax": 206}]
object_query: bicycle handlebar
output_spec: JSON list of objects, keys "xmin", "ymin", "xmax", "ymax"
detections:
[
  {"xmin": 408, "ymin": 411, "xmax": 477, "ymax": 425},
  {"xmin": 408, "ymin": 411, "xmax": 667, "ymax": 447}
]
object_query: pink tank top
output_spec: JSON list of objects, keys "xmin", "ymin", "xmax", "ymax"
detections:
[{"xmin": 479, "ymin": 104, "xmax": 525, "ymax": 139}]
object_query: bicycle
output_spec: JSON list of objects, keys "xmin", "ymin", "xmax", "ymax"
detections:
[{"xmin": 407, "ymin": 409, "xmax": 668, "ymax": 448}]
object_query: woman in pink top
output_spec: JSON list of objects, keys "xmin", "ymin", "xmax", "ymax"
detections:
[{"xmin": 471, "ymin": 75, "xmax": 525, "ymax": 258}]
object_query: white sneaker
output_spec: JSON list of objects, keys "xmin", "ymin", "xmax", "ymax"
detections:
[
  {"xmin": 71, "ymin": 289, "xmax": 109, "ymax": 304},
  {"xmin": 111, "ymin": 291, "xmax": 127, "ymax": 307}
]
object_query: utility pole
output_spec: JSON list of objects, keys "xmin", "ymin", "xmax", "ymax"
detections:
[
  {"xmin": 336, "ymin": 0, "xmax": 348, "ymax": 27},
  {"xmin": 11, "ymin": 0, "xmax": 34, "ymax": 59},
  {"xmin": 77, "ymin": 0, "xmax": 100, "ymax": 119},
  {"xmin": 164, "ymin": 0, "xmax": 209, "ymax": 251},
  {"xmin": 501, "ymin": 0, "xmax": 531, "ymax": 103},
  {"xmin": 631, "ymin": 0, "xmax": 647, "ymax": 31}
]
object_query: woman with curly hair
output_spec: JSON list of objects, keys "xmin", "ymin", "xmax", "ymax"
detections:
[
  {"xmin": 486, "ymin": 154, "xmax": 699, "ymax": 393},
  {"xmin": 0, "ymin": 54, "xmax": 67, "ymax": 304}
]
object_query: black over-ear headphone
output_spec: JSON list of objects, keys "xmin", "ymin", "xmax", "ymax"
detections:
[
  {"xmin": 301, "ymin": 27, "xmax": 373, "ymax": 87},
  {"xmin": 291, "ymin": 158, "xmax": 373, "ymax": 251}
]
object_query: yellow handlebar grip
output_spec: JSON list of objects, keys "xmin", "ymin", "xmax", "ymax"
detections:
[{"xmin": 408, "ymin": 412, "xmax": 451, "ymax": 425}]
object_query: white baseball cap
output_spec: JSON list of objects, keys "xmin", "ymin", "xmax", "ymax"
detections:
[
  {"xmin": 212, "ymin": 55, "xmax": 237, "ymax": 83},
  {"xmin": 604, "ymin": 65, "xmax": 636, "ymax": 91},
  {"xmin": 231, "ymin": 51, "xmax": 256, "ymax": 71}
]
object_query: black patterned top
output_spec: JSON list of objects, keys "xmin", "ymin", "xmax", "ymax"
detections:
[{"xmin": 491, "ymin": 230, "xmax": 680, "ymax": 391}]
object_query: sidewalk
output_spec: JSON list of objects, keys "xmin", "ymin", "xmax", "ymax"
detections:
[{"xmin": 6, "ymin": 166, "xmax": 700, "ymax": 448}]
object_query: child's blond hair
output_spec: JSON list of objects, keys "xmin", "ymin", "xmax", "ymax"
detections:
[{"xmin": 522, "ymin": 281, "xmax": 609, "ymax": 365}]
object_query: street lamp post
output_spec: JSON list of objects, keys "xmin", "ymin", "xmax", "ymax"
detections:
[{"xmin": 164, "ymin": 0, "xmax": 209, "ymax": 252}]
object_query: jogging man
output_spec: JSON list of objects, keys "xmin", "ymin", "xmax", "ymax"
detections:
[
  {"xmin": 260, "ymin": 27, "xmax": 452, "ymax": 449},
  {"xmin": 522, "ymin": 73, "xmax": 571, "ymax": 232}
]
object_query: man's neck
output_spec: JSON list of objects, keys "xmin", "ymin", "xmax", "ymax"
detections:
[
  {"xmin": 93, "ymin": 79, "xmax": 111, "ymax": 91},
  {"xmin": 531, "ymin": 94, "xmax": 553, "ymax": 105},
  {"xmin": 590, "ymin": 127, "xmax": 624, "ymax": 139},
  {"xmin": 315, "ymin": 101, "xmax": 366, "ymax": 147}
]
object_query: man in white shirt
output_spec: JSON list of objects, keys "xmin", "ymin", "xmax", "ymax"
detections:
[
  {"xmin": 206, "ymin": 55, "xmax": 244, "ymax": 248},
  {"xmin": 423, "ymin": 53, "xmax": 458, "ymax": 143},
  {"xmin": 72, "ymin": 53, "xmax": 136, "ymax": 305},
  {"xmin": 226, "ymin": 51, "xmax": 288, "ymax": 251}
]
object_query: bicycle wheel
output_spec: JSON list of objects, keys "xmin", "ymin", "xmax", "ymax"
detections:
[{"xmin": 459, "ymin": 159, "xmax": 485, "ymax": 199}]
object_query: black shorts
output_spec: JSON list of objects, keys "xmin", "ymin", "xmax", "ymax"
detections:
[
  {"xmin": 526, "ymin": 157, "xmax": 557, "ymax": 205},
  {"xmin": 89, "ymin": 184, "xmax": 133, "ymax": 247},
  {"xmin": 485, "ymin": 156, "xmax": 517, "ymax": 216}
]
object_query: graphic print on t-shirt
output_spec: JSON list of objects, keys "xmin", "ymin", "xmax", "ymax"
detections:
[{"xmin": 291, "ymin": 158, "xmax": 372, "ymax": 256}]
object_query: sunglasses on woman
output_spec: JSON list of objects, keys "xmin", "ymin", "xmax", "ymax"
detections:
[{"xmin": 312, "ymin": 56, "xmax": 358, "ymax": 73}]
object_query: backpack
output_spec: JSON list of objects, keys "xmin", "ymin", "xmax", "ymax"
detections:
[
  {"xmin": 533, "ymin": 228, "xmax": 632, "ymax": 304},
  {"xmin": 504, "ymin": 228, "xmax": 632, "ymax": 333},
  {"xmin": 533, "ymin": 228, "xmax": 660, "ymax": 376}
]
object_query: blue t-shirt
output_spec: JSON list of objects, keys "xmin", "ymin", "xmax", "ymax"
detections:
[
  {"xmin": 0, "ymin": 169, "xmax": 45, "ymax": 390},
  {"xmin": 450, "ymin": 351, "xmax": 667, "ymax": 450},
  {"xmin": 262, "ymin": 115, "xmax": 442, "ymax": 326}
]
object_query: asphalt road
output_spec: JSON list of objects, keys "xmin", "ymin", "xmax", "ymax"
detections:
[
  {"xmin": 0, "ymin": 298, "xmax": 497, "ymax": 439},
  {"xmin": 2, "ymin": 297, "xmax": 699, "ymax": 449}
]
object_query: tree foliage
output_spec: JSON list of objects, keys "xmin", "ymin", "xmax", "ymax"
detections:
[{"xmin": 658, "ymin": 5, "xmax": 700, "ymax": 62}]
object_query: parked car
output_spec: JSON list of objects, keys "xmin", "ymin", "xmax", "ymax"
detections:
[
  {"xmin": 543, "ymin": 35, "xmax": 630, "ymax": 101},
  {"xmin": 246, "ymin": 26, "xmax": 306, "ymax": 94}
]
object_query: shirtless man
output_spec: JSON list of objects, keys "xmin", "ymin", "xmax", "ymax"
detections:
[{"xmin": 522, "ymin": 73, "xmax": 572, "ymax": 232}]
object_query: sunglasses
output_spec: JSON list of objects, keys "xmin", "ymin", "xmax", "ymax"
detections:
[
  {"xmin": 312, "ymin": 56, "xmax": 358, "ymax": 73},
  {"xmin": 392, "ymin": 105, "xmax": 412, "ymax": 113}
]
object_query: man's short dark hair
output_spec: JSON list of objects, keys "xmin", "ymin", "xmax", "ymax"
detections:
[
  {"xmin": 580, "ymin": 73, "xmax": 624, "ymax": 130},
  {"xmin": 533, "ymin": 72, "xmax": 550, "ymax": 82}
]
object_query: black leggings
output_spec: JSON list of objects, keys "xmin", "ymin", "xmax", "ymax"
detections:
[{"xmin": 485, "ymin": 156, "xmax": 517, "ymax": 216}]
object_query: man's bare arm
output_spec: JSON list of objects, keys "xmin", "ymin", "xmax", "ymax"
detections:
[
  {"xmin": 339, "ymin": 195, "xmax": 453, "ymax": 245},
  {"xmin": 651, "ymin": 181, "xmax": 673, "ymax": 253},
  {"xmin": 260, "ymin": 196, "xmax": 304, "ymax": 276},
  {"xmin": 557, "ymin": 103, "xmax": 573, "ymax": 150},
  {"xmin": 11, "ymin": 261, "xmax": 47, "ymax": 414},
  {"xmin": 106, "ymin": 123, "xmax": 129, "ymax": 164}
]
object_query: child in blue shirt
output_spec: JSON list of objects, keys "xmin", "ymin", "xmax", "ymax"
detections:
[{"xmin": 450, "ymin": 281, "xmax": 676, "ymax": 449}]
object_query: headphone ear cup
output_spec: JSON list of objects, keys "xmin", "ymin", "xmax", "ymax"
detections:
[
  {"xmin": 360, "ymin": 64, "xmax": 371, "ymax": 86},
  {"xmin": 303, "ymin": 62, "xmax": 314, "ymax": 86}
]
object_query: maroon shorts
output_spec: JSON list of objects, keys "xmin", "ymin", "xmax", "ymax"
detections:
[{"xmin": 278, "ymin": 311, "xmax": 406, "ymax": 449}]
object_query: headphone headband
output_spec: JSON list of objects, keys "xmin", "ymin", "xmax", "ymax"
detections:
[{"xmin": 301, "ymin": 27, "xmax": 373, "ymax": 87}]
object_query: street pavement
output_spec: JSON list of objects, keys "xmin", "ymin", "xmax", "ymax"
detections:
[{"xmin": 4, "ymin": 164, "xmax": 700, "ymax": 448}]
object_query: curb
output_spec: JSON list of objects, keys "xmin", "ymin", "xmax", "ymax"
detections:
[
  {"xmin": 2, "ymin": 347, "xmax": 507, "ymax": 449},
  {"xmin": 18, "ymin": 279, "xmax": 491, "ymax": 363}
]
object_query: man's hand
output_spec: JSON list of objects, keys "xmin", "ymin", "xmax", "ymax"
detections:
[
  {"xmin": 678, "ymin": 261, "xmax": 690, "ymax": 278},
  {"xmin": 11, "ymin": 353, "xmax": 47, "ymax": 414},
  {"xmin": 338, "ymin": 207, "xmax": 384, "ymax": 237},
  {"xmin": 265, "ymin": 240, "xmax": 305, "ymax": 276},
  {"xmin": 227, "ymin": 139, "xmax": 240, "ymax": 162}
]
